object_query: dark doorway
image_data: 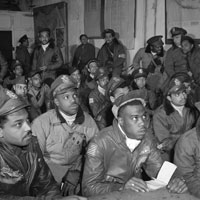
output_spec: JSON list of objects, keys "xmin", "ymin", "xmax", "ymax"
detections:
[{"xmin": 0, "ymin": 31, "xmax": 13, "ymax": 66}]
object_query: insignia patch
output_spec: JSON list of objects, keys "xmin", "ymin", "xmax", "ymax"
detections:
[
  {"xmin": 6, "ymin": 90, "xmax": 17, "ymax": 99},
  {"xmin": 87, "ymin": 143, "xmax": 98, "ymax": 157},
  {"xmin": 139, "ymin": 69, "xmax": 143, "ymax": 74},
  {"xmin": 89, "ymin": 98, "xmax": 94, "ymax": 104}
]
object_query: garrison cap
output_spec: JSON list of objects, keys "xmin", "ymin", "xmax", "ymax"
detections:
[
  {"xmin": 114, "ymin": 90, "xmax": 146, "ymax": 117},
  {"xmin": 147, "ymin": 35, "xmax": 164, "ymax": 46},
  {"xmin": 171, "ymin": 72, "xmax": 192, "ymax": 84},
  {"xmin": 51, "ymin": 75, "xmax": 77, "ymax": 97},
  {"xmin": 95, "ymin": 67, "xmax": 109, "ymax": 81},
  {"xmin": 11, "ymin": 60, "xmax": 23, "ymax": 71},
  {"xmin": 170, "ymin": 27, "xmax": 187, "ymax": 37},
  {"xmin": 13, "ymin": 76, "xmax": 27, "ymax": 85},
  {"xmin": 28, "ymin": 69, "xmax": 42, "ymax": 78},
  {"xmin": 181, "ymin": 35, "xmax": 195, "ymax": 45},
  {"xmin": 0, "ymin": 87, "xmax": 29, "ymax": 116},
  {"xmin": 19, "ymin": 34, "xmax": 28, "ymax": 43},
  {"xmin": 132, "ymin": 68, "xmax": 148, "ymax": 79},
  {"xmin": 38, "ymin": 27, "xmax": 50, "ymax": 35}
]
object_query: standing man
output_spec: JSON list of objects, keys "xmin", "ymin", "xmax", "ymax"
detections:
[
  {"xmin": 32, "ymin": 75, "xmax": 99, "ymax": 195},
  {"xmin": 32, "ymin": 28, "xmax": 63, "ymax": 85},
  {"xmin": 97, "ymin": 29, "xmax": 126, "ymax": 77},
  {"xmin": 164, "ymin": 27, "xmax": 188, "ymax": 78},
  {"xmin": 16, "ymin": 34, "xmax": 31, "ymax": 75},
  {"xmin": 72, "ymin": 34, "xmax": 95, "ymax": 72},
  {"xmin": 82, "ymin": 91, "xmax": 187, "ymax": 196}
]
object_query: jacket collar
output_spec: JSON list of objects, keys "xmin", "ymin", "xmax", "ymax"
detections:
[{"xmin": 55, "ymin": 106, "xmax": 85, "ymax": 125}]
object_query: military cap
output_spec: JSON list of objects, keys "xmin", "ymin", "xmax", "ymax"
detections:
[
  {"xmin": 19, "ymin": 34, "xmax": 28, "ymax": 43},
  {"xmin": 106, "ymin": 77, "xmax": 126, "ymax": 98},
  {"xmin": 132, "ymin": 68, "xmax": 148, "ymax": 79},
  {"xmin": 170, "ymin": 27, "xmax": 187, "ymax": 37},
  {"xmin": 0, "ymin": 87, "xmax": 29, "ymax": 116},
  {"xmin": 12, "ymin": 60, "xmax": 23, "ymax": 71},
  {"xmin": 13, "ymin": 76, "xmax": 27, "ymax": 85},
  {"xmin": 28, "ymin": 69, "xmax": 42, "ymax": 78},
  {"xmin": 51, "ymin": 75, "xmax": 77, "ymax": 97},
  {"xmin": 147, "ymin": 35, "xmax": 164, "ymax": 46},
  {"xmin": 102, "ymin": 29, "xmax": 115, "ymax": 38},
  {"xmin": 114, "ymin": 90, "xmax": 146, "ymax": 117},
  {"xmin": 171, "ymin": 72, "xmax": 192, "ymax": 84},
  {"xmin": 95, "ymin": 67, "xmax": 109, "ymax": 81},
  {"xmin": 38, "ymin": 27, "xmax": 50, "ymax": 34},
  {"xmin": 181, "ymin": 35, "xmax": 194, "ymax": 45},
  {"xmin": 164, "ymin": 77, "xmax": 186, "ymax": 96}
]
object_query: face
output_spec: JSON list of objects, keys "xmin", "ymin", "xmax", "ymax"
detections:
[
  {"xmin": 55, "ymin": 89, "xmax": 79, "ymax": 115},
  {"xmin": 110, "ymin": 86, "xmax": 130, "ymax": 103},
  {"xmin": 105, "ymin": 33, "xmax": 114, "ymax": 44},
  {"xmin": 23, "ymin": 39, "xmax": 29, "ymax": 48},
  {"xmin": 80, "ymin": 36, "xmax": 88, "ymax": 45},
  {"xmin": 97, "ymin": 76, "xmax": 109, "ymax": 89},
  {"xmin": 181, "ymin": 40, "xmax": 193, "ymax": 54},
  {"xmin": 71, "ymin": 70, "xmax": 81, "ymax": 86},
  {"xmin": 14, "ymin": 66, "xmax": 23, "ymax": 77},
  {"xmin": 184, "ymin": 82, "xmax": 191, "ymax": 94},
  {"xmin": 167, "ymin": 90, "xmax": 187, "ymax": 106},
  {"xmin": 118, "ymin": 104, "xmax": 149, "ymax": 140},
  {"xmin": 134, "ymin": 77, "xmax": 146, "ymax": 89},
  {"xmin": 88, "ymin": 62, "xmax": 98, "ymax": 74},
  {"xmin": 151, "ymin": 44, "xmax": 163, "ymax": 54},
  {"xmin": 31, "ymin": 73, "xmax": 42, "ymax": 88},
  {"xmin": 173, "ymin": 34, "xmax": 182, "ymax": 47},
  {"xmin": 0, "ymin": 109, "xmax": 32, "ymax": 147},
  {"xmin": 39, "ymin": 31, "xmax": 50, "ymax": 45},
  {"xmin": 14, "ymin": 84, "xmax": 27, "ymax": 97}
]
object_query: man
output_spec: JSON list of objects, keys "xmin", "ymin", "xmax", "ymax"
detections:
[
  {"xmin": 97, "ymin": 29, "xmax": 126, "ymax": 77},
  {"xmin": 72, "ymin": 34, "xmax": 95, "ymax": 72},
  {"xmin": 132, "ymin": 35, "xmax": 166, "ymax": 92},
  {"xmin": 82, "ymin": 91, "xmax": 187, "ymax": 196},
  {"xmin": 164, "ymin": 27, "xmax": 188, "ymax": 78},
  {"xmin": 0, "ymin": 51, "xmax": 8, "ymax": 84},
  {"xmin": 153, "ymin": 75, "xmax": 199, "ymax": 161},
  {"xmin": 16, "ymin": 34, "xmax": 31, "ymax": 75},
  {"xmin": 32, "ymin": 28, "xmax": 63, "ymax": 85},
  {"xmin": 174, "ymin": 117, "xmax": 200, "ymax": 199},
  {"xmin": 0, "ymin": 87, "xmax": 86, "ymax": 200},
  {"xmin": 28, "ymin": 69, "xmax": 51, "ymax": 114},
  {"xmin": 89, "ymin": 68, "xmax": 111, "ymax": 129},
  {"xmin": 32, "ymin": 75, "xmax": 99, "ymax": 194},
  {"xmin": 181, "ymin": 35, "xmax": 200, "ymax": 85}
]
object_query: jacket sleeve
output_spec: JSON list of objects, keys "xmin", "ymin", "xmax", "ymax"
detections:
[
  {"xmin": 30, "ymin": 139, "xmax": 62, "ymax": 199},
  {"xmin": 132, "ymin": 48, "xmax": 143, "ymax": 69},
  {"xmin": 47, "ymin": 47, "xmax": 63, "ymax": 71},
  {"xmin": 82, "ymin": 141, "xmax": 123, "ymax": 197},
  {"xmin": 113, "ymin": 44, "xmax": 126, "ymax": 68},
  {"xmin": 174, "ymin": 133, "xmax": 200, "ymax": 198},
  {"xmin": 164, "ymin": 49, "xmax": 175, "ymax": 77}
]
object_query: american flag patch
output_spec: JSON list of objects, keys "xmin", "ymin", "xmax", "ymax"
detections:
[{"xmin": 87, "ymin": 143, "xmax": 98, "ymax": 157}]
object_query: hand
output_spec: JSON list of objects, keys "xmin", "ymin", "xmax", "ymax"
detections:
[
  {"xmin": 124, "ymin": 177, "xmax": 149, "ymax": 192},
  {"xmin": 61, "ymin": 170, "xmax": 81, "ymax": 196},
  {"xmin": 157, "ymin": 138, "xmax": 174, "ymax": 151},
  {"xmin": 40, "ymin": 66, "xmax": 47, "ymax": 71},
  {"xmin": 167, "ymin": 177, "xmax": 188, "ymax": 193}
]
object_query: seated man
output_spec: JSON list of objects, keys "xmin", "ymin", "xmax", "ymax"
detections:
[
  {"xmin": 89, "ymin": 68, "xmax": 111, "ymax": 129},
  {"xmin": 153, "ymin": 75, "xmax": 199, "ymax": 161},
  {"xmin": 174, "ymin": 117, "xmax": 200, "ymax": 199},
  {"xmin": 82, "ymin": 91, "xmax": 187, "ymax": 196},
  {"xmin": 32, "ymin": 75, "xmax": 99, "ymax": 194},
  {"xmin": 0, "ymin": 86, "xmax": 86, "ymax": 200}
]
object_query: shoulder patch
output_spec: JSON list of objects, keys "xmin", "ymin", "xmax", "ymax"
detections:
[
  {"xmin": 87, "ymin": 143, "xmax": 98, "ymax": 157},
  {"xmin": 89, "ymin": 98, "xmax": 94, "ymax": 104}
]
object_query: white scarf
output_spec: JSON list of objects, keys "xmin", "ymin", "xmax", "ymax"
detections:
[
  {"xmin": 171, "ymin": 103, "xmax": 184, "ymax": 117},
  {"xmin": 59, "ymin": 110, "xmax": 77, "ymax": 126},
  {"xmin": 118, "ymin": 123, "xmax": 141, "ymax": 152},
  {"xmin": 42, "ymin": 43, "xmax": 49, "ymax": 51},
  {"xmin": 98, "ymin": 85, "xmax": 106, "ymax": 96}
]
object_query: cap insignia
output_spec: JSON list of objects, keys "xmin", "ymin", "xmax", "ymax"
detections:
[
  {"xmin": 174, "ymin": 78, "xmax": 181, "ymax": 86},
  {"xmin": 139, "ymin": 69, "xmax": 143, "ymax": 74}
]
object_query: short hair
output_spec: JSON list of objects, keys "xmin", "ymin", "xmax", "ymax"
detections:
[
  {"xmin": 118, "ymin": 100, "xmax": 144, "ymax": 117},
  {"xmin": 0, "ymin": 115, "xmax": 8, "ymax": 128},
  {"xmin": 80, "ymin": 34, "xmax": 88, "ymax": 40}
]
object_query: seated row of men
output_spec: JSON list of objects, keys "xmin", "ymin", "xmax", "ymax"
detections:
[{"xmin": 0, "ymin": 65, "xmax": 200, "ymax": 199}]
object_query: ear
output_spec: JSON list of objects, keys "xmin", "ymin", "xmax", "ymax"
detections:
[
  {"xmin": 0, "ymin": 128, "xmax": 4, "ymax": 138},
  {"xmin": 167, "ymin": 95, "xmax": 172, "ymax": 102},
  {"xmin": 118, "ymin": 116, "xmax": 124, "ymax": 127},
  {"xmin": 110, "ymin": 96, "xmax": 115, "ymax": 103},
  {"xmin": 54, "ymin": 98, "xmax": 59, "ymax": 107},
  {"xmin": 13, "ymin": 85, "xmax": 16, "ymax": 91}
]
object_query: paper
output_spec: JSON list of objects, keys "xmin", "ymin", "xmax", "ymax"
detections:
[{"xmin": 146, "ymin": 161, "xmax": 177, "ymax": 191}]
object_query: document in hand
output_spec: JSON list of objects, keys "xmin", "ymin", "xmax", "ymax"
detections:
[{"xmin": 146, "ymin": 161, "xmax": 177, "ymax": 191}]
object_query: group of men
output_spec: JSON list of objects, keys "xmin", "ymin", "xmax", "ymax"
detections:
[{"xmin": 0, "ymin": 25, "xmax": 199, "ymax": 200}]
